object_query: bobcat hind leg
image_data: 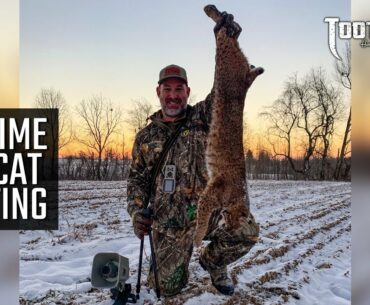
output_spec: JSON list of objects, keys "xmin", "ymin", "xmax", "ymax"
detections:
[{"xmin": 194, "ymin": 181, "xmax": 223, "ymax": 247}]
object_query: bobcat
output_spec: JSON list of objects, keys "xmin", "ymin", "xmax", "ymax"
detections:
[{"xmin": 194, "ymin": 5, "xmax": 263, "ymax": 247}]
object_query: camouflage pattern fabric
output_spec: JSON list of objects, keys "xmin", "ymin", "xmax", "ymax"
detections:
[
  {"xmin": 127, "ymin": 94, "xmax": 259, "ymax": 296},
  {"xmin": 200, "ymin": 207, "xmax": 259, "ymax": 271}
]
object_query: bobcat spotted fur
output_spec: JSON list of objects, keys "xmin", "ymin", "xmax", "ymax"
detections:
[{"xmin": 194, "ymin": 5, "xmax": 263, "ymax": 247}]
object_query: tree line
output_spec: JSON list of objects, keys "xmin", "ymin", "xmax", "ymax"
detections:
[
  {"xmin": 36, "ymin": 45, "xmax": 351, "ymax": 181},
  {"xmin": 57, "ymin": 146, "xmax": 350, "ymax": 181},
  {"xmin": 258, "ymin": 44, "xmax": 351, "ymax": 181},
  {"xmin": 34, "ymin": 90, "xmax": 154, "ymax": 181}
]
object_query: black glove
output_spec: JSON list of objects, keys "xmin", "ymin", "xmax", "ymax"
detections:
[
  {"xmin": 132, "ymin": 209, "xmax": 153, "ymax": 240},
  {"xmin": 213, "ymin": 10, "xmax": 242, "ymax": 39}
]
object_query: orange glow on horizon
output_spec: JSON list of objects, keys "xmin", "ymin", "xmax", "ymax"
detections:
[
  {"xmin": 59, "ymin": 137, "xmax": 135, "ymax": 159},
  {"xmin": 58, "ymin": 131, "xmax": 347, "ymax": 160}
]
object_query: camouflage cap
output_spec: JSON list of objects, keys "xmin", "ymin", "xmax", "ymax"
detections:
[{"xmin": 158, "ymin": 64, "xmax": 188, "ymax": 85}]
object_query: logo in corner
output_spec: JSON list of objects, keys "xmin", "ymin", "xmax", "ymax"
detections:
[{"xmin": 324, "ymin": 17, "xmax": 370, "ymax": 60}]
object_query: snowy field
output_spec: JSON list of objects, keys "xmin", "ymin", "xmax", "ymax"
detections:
[{"xmin": 19, "ymin": 180, "xmax": 351, "ymax": 305}]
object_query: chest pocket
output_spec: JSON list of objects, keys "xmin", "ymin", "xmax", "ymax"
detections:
[{"xmin": 141, "ymin": 140, "xmax": 164, "ymax": 168}]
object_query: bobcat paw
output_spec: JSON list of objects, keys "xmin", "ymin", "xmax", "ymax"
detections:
[
  {"xmin": 246, "ymin": 65, "xmax": 264, "ymax": 87},
  {"xmin": 214, "ymin": 12, "xmax": 242, "ymax": 39},
  {"xmin": 224, "ymin": 14, "xmax": 242, "ymax": 39}
]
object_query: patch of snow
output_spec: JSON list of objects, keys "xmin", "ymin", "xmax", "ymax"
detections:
[{"xmin": 20, "ymin": 180, "xmax": 351, "ymax": 305}]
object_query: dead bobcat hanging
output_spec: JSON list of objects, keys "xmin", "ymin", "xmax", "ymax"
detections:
[{"xmin": 194, "ymin": 5, "xmax": 264, "ymax": 247}]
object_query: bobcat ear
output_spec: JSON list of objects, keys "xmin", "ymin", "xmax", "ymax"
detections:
[{"xmin": 246, "ymin": 66, "xmax": 264, "ymax": 87}]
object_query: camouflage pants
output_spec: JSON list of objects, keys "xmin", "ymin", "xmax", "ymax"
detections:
[{"xmin": 149, "ymin": 208, "xmax": 259, "ymax": 296}]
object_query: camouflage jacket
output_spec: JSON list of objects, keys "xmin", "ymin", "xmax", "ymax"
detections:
[{"xmin": 127, "ymin": 94, "xmax": 213, "ymax": 232}]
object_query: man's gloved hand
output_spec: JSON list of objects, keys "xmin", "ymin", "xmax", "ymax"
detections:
[
  {"xmin": 204, "ymin": 5, "xmax": 242, "ymax": 39},
  {"xmin": 132, "ymin": 210, "xmax": 153, "ymax": 240}
]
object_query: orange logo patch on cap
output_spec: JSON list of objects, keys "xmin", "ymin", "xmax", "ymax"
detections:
[{"xmin": 165, "ymin": 67, "xmax": 181, "ymax": 76}]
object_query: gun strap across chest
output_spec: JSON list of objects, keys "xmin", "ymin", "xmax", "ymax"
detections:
[{"xmin": 144, "ymin": 108, "xmax": 191, "ymax": 208}]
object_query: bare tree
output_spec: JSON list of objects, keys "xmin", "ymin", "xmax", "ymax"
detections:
[
  {"xmin": 260, "ymin": 80, "xmax": 302, "ymax": 176},
  {"xmin": 111, "ymin": 130, "xmax": 130, "ymax": 179},
  {"xmin": 243, "ymin": 116, "xmax": 260, "ymax": 156},
  {"xmin": 260, "ymin": 70, "xmax": 343, "ymax": 180},
  {"xmin": 118, "ymin": 132, "xmax": 131, "ymax": 180},
  {"xmin": 333, "ymin": 42, "xmax": 351, "ymax": 180},
  {"xmin": 290, "ymin": 73, "xmax": 325, "ymax": 179},
  {"xmin": 126, "ymin": 98, "xmax": 154, "ymax": 132},
  {"xmin": 334, "ymin": 41, "xmax": 351, "ymax": 90},
  {"xmin": 76, "ymin": 94, "xmax": 122, "ymax": 180},
  {"xmin": 309, "ymin": 68, "xmax": 344, "ymax": 179},
  {"xmin": 245, "ymin": 149, "xmax": 254, "ymax": 178},
  {"xmin": 34, "ymin": 88, "xmax": 73, "ymax": 179},
  {"xmin": 35, "ymin": 88, "xmax": 73, "ymax": 150}
]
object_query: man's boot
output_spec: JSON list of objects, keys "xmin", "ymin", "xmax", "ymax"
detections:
[{"xmin": 199, "ymin": 256, "xmax": 234, "ymax": 295}]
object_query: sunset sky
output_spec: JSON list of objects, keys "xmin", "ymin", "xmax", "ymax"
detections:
[
  {"xmin": 19, "ymin": 0, "xmax": 351, "ymax": 155},
  {"xmin": 1, "ymin": 3, "xmax": 369, "ymax": 304}
]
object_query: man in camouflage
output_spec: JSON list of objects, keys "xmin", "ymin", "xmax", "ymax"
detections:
[{"xmin": 127, "ymin": 61, "xmax": 260, "ymax": 296}]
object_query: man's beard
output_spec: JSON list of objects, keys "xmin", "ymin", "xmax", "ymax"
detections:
[{"xmin": 162, "ymin": 98, "xmax": 187, "ymax": 117}]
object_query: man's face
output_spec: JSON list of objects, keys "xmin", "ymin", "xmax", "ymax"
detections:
[{"xmin": 156, "ymin": 78, "xmax": 190, "ymax": 120}]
